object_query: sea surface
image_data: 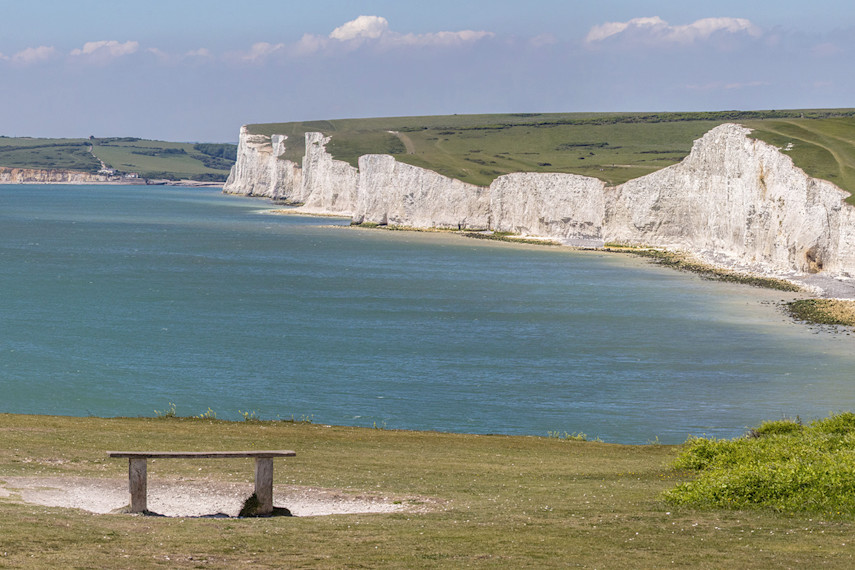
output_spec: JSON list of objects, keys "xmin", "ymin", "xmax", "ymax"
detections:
[{"xmin": 2, "ymin": 184, "xmax": 854, "ymax": 443}]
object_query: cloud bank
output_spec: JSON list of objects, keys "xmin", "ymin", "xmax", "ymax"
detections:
[
  {"xmin": 290, "ymin": 14, "xmax": 494, "ymax": 56},
  {"xmin": 8, "ymin": 45, "xmax": 57, "ymax": 65},
  {"xmin": 585, "ymin": 16, "xmax": 762, "ymax": 45},
  {"xmin": 70, "ymin": 40, "xmax": 140, "ymax": 60}
]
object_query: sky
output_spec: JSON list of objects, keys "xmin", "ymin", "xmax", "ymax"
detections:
[{"xmin": 0, "ymin": 0, "xmax": 852, "ymax": 142}]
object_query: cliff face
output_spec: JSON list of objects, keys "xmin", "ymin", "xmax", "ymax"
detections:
[
  {"xmin": 355, "ymin": 154, "xmax": 490, "ymax": 228},
  {"xmin": 223, "ymin": 126, "xmax": 301, "ymax": 199},
  {"xmin": 299, "ymin": 133, "xmax": 359, "ymax": 215},
  {"xmin": 490, "ymin": 172, "xmax": 605, "ymax": 246},
  {"xmin": 0, "ymin": 167, "xmax": 120, "ymax": 184},
  {"xmin": 225, "ymin": 123, "xmax": 855, "ymax": 283},
  {"xmin": 604, "ymin": 124, "xmax": 855, "ymax": 276}
]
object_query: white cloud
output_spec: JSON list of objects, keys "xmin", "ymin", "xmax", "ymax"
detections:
[
  {"xmin": 240, "ymin": 42, "xmax": 286, "ymax": 62},
  {"xmin": 146, "ymin": 47, "xmax": 171, "ymax": 60},
  {"xmin": 393, "ymin": 30, "xmax": 494, "ymax": 47},
  {"xmin": 330, "ymin": 15, "xmax": 389, "ymax": 41},
  {"xmin": 70, "ymin": 40, "xmax": 139, "ymax": 61},
  {"xmin": 585, "ymin": 17, "xmax": 665, "ymax": 43},
  {"xmin": 294, "ymin": 15, "xmax": 492, "ymax": 54},
  {"xmin": 228, "ymin": 15, "xmax": 493, "ymax": 63},
  {"xmin": 294, "ymin": 33, "xmax": 328, "ymax": 55},
  {"xmin": 10, "ymin": 45, "xmax": 57, "ymax": 65},
  {"xmin": 585, "ymin": 16, "xmax": 761, "ymax": 46},
  {"xmin": 144, "ymin": 47, "xmax": 214, "ymax": 64},
  {"xmin": 676, "ymin": 18, "xmax": 761, "ymax": 42}
]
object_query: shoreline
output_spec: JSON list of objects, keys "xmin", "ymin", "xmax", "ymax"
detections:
[{"xmin": 335, "ymin": 218, "xmax": 855, "ymax": 328}]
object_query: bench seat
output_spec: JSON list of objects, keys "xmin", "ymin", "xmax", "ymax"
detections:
[
  {"xmin": 108, "ymin": 451, "xmax": 295, "ymax": 459},
  {"xmin": 107, "ymin": 450, "xmax": 296, "ymax": 515}
]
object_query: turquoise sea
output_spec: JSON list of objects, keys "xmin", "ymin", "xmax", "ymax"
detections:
[{"xmin": 2, "ymin": 184, "xmax": 854, "ymax": 443}]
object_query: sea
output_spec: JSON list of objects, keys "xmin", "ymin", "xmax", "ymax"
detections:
[{"xmin": 2, "ymin": 184, "xmax": 854, "ymax": 444}]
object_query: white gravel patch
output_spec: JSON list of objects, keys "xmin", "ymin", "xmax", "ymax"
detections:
[{"xmin": 0, "ymin": 477, "xmax": 416, "ymax": 518}]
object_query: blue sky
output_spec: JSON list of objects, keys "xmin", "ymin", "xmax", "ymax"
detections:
[{"xmin": 1, "ymin": 1, "xmax": 852, "ymax": 141}]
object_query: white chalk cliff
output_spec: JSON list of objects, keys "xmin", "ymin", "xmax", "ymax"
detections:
[
  {"xmin": 0, "ymin": 167, "xmax": 135, "ymax": 184},
  {"xmin": 223, "ymin": 126, "xmax": 302, "ymax": 200},
  {"xmin": 355, "ymin": 154, "xmax": 490, "ymax": 229},
  {"xmin": 491, "ymin": 172, "xmax": 606, "ymax": 247},
  {"xmin": 222, "ymin": 127, "xmax": 268, "ymax": 195},
  {"xmin": 603, "ymin": 124, "xmax": 855, "ymax": 278},
  {"xmin": 224, "ymin": 123, "xmax": 855, "ymax": 288},
  {"xmin": 299, "ymin": 133, "xmax": 358, "ymax": 215}
]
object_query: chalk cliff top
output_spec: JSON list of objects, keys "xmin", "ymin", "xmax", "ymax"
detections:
[{"xmin": 244, "ymin": 109, "xmax": 855, "ymax": 198}]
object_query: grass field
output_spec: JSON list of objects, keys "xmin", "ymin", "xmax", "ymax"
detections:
[
  {"xmin": 745, "ymin": 117, "xmax": 855, "ymax": 202},
  {"xmin": 0, "ymin": 136, "xmax": 235, "ymax": 181},
  {"xmin": 248, "ymin": 109, "xmax": 855, "ymax": 202},
  {"xmin": 0, "ymin": 137, "xmax": 101, "ymax": 172},
  {"xmin": 2, "ymin": 413, "xmax": 855, "ymax": 568}
]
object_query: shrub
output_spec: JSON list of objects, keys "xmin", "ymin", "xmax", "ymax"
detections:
[
  {"xmin": 664, "ymin": 413, "xmax": 855, "ymax": 516},
  {"xmin": 747, "ymin": 418, "xmax": 804, "ymax": 438},
  {"xmin": 811, "ymin": 411, "xmax": 855, "ymax": 435}
]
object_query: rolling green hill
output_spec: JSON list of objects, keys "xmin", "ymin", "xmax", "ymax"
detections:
[
  {"xmin": 0, "ymin": 136, "xmax": 236, "ymax": 182},
  {"xmin": 249, "ymin": 109, "xmax": 855, "ymax": 202}
]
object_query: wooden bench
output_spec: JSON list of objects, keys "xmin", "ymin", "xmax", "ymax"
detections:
[{"xmin": 107, "ymin": 451, "xmax": 296, "ymax": 515}]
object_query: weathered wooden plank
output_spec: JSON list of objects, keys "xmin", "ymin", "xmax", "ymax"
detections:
[
  {"xmin": 254, "ymin": 457, "xmax": 274, "ymax": 515},
  {"xmin": 107, "ymin": 451, "xmax": 295, "ymax": 459},
  {"xmin": 129, "ymin": 457, "xmax": 147, "ymax": 513}
]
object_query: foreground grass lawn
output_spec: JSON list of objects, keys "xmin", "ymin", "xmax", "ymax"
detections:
[{"xmin": 1, "ymin": 414, "xmax": 854, "ymax": 568}]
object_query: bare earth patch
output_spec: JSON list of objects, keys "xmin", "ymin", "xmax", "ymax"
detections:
[{"xmin": 0, "ymin": 477, "xmax": 426, "ymax": 518}]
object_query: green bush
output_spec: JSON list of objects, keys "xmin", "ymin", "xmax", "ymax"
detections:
[
  {"xmin": 664, "ymin": 413, "xmax": 855, "ymax": 516},
  {"xmin": 812, "ymin": 411, "xmax": 855, "ymax": 434},
  {"xmin": 193, "ymin": 143, "xmax": 237, "ymax": 161},
  {"xmin": 748, "ymin": 418, "xmax": 804, "ymax": 438}
]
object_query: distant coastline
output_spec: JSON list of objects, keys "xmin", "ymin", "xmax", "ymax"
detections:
[{"xmin": 0, "ymin": 166, "xmax": 223, "ymax": 188}]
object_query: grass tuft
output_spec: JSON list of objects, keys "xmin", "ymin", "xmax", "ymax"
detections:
[
  {"xmin": 153, "ymin": 402, "xmax": 177, "ymax": 419},
  {"xmin": 547, "ymin": 430, "xmax": 598, "ymax": 442}
]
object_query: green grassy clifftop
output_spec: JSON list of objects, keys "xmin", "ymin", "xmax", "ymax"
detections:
[{"xmin": 249, "ymin": 109, "xmax": 855, "ymax": 203}]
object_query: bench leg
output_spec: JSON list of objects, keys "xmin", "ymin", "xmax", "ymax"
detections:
[
  {"xmin": 129, "ymin": 458, "xmax": 148, "ymax": 513},
  {"xmin": 254, "ymin": 457, "xmax": 273, "ymax": 515}
]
